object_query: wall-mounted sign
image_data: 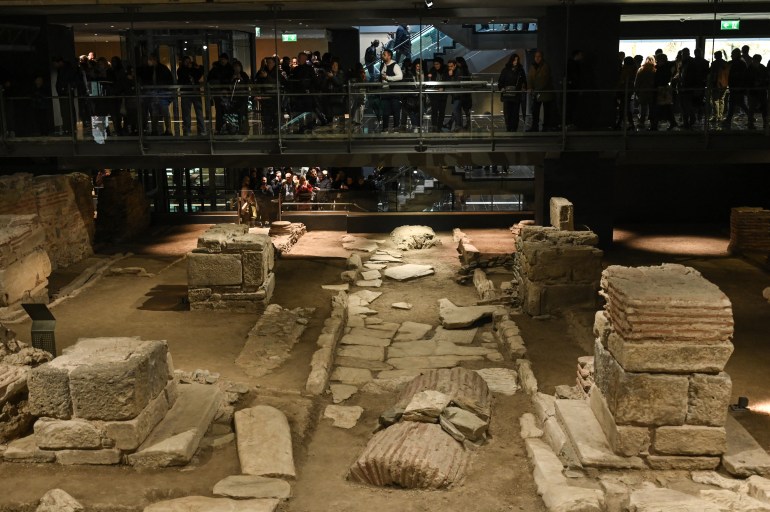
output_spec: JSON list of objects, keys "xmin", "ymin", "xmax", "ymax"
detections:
[
  {"xmin": 281, "ymin": 34, "xmax": 298, "ymax": 42},
  {"xmin": 720, "ymin": 20, "xmax": 740, "ymax": 31}
]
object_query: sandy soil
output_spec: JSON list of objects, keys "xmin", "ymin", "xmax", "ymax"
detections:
[{"xmin": 1, "ymin": 223, "xmax": 768, "ymax": 511}]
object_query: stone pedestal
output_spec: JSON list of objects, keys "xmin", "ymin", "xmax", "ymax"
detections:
[
  {"xmin": 513, "ymin": 225, "xmax": 603, "ymax": 316},
  {"xmin": 16, "ymin": 337, "xmax": 177, "ymax": 465},
  {"xmin": 591, "ymin": 264, "xmax": 734, "ymax": 468},
  {"xmin": 188, "ymin": 224, "xmax": 275, "ymax": 312}
]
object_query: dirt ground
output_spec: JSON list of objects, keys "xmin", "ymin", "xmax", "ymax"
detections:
[{"xmin": 0, "ymin": 223, "xmax": 768, "ymax": 511}]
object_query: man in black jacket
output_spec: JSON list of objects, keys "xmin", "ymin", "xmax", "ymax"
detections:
[
  {"xmin": 208, "ymin": 53, "xmax": 234, "ymax": 134},
  {"xmin": 177, "ymin": 56, "xmax": 206, "ymax": 136}
]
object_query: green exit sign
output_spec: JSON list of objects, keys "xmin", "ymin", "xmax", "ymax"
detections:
[
  {"xmin": 721, "ymin": 20, "xmax": 740, "ymax": 30},
  {"xmin": 281, "ymin": 34, "xmax": 297, "ymax": 42}
]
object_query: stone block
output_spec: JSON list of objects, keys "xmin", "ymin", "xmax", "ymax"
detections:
[
  {"xmin": 34, "ymin": 418, "xmax": 104, "ymax": 450},
  {"xmin": 686, "ymin": 373, "xmax": 731, "ymax": 426},
  {"xmin": 653, "ymin": 425, "xmax": 726, "ymax": 456},
  {"xmin": 590, "ymin": 386, "xmax": 651, "ymax": 456},
  {"xmin": 188, "ymin": 253, "xmax": 243, "ymax": 287},
  {"xmin": 607, "ymin": 333, "xmax": 734, "ymax": 374},
  {"xmin": 242, "ymin": 251, "xmax": 269, "ymax": 288},
  {"xmin": 37, "ymin": 489, "xmax": 84, "ymax": 512},
  {"xmin": 626, "ymin": 488, "xmax": 723, "ymax": 512},
  {"xmin": 68, "ymin": 339, "xmax": 168, "ymax": 421},
  {"xmin": 227, "ymin": 233, "xmax": 271, "ymax": 252},
  {"xmin": 646, "ymin": 455, "xmax": 721, "ymax": 470},
  {"xmin": 213, "ymin": 475, "xmax": 291, "ymax": 500},
  {"xmin": 723, "ymin": 415, "xmax": 770, "ymax": 478},
  {"xmin": 143, "ymin": 497, "xmax": 279, "ymax": 512},
  {"xmin": 595, "ymin": 340, "xmax": 688, "ymax": 426},
  {"xmin": 748, "ymin": 476, "xmax": 770, "ymax": 503},
  {"xmin": 27, "ymin": 364, "xmax": 72, "ymax": 419},
  {"xmin": 55, "ymin": 448, "xmax": 122, "ymax": 465},
  {"xmin": 2, "ymin": 435, "xmax": 55, "ymax": 463},
  {"xmin": 235, "ymin": 406, "xmax": 295, "ymax": 479},
  {"xmin": 550, "ymin": 197, "xmax": 574, "ymax": 231},
  {"xmin": 103, "ymin": 388, "xmax": 170, "ymax": 450}
]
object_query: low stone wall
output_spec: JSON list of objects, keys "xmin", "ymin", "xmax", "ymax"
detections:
[
  {"xmin": 0, "ymin": 173, "xmax": 93, "ymax": 270},
  {"xmin": 306, "ymin": 291, "xmax": 348, "ymax": 395},
  {"xmin": 0, "ymin": 215, "xmax": 51, "ymax": 307},
  {"xmin": 453, "ymin": 228, "xmax": 515, "ymax": 276},
  {"xmin": 188, "ymin": 224, "xmax": 275, "ymax": 312},
  {"xmin": 728, "ymin": 207, "xmax": 770, "ymax": 257},
  {"xmin": 95, "ymin": 170, "xmax": 151, "ymax": 243},
  {"xmin": 513, "ymin": 226, "xmax": 603, "ymax": 316}
]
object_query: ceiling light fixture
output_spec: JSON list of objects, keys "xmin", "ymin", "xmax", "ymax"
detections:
[{"xmin": 425, "ymin": 0, "xmax": 434, "ymax": 8}]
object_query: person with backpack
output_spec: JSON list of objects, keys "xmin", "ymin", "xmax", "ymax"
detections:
[{"xmin": 364, "ymin": 40, "xmax": 379, "ymax": 81}]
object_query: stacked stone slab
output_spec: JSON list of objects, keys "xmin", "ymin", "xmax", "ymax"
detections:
[
  {"xmin": 728, "ymin": 207, "xmax": 770, "ymax": 257},
  {"xmin": 188, "ymin": 224, "xmax": 275, "ymax": 312},
  {"xmin": 592, "ymin": 264, "xmax": 734, "ymax": 469},
  {"xmin": 0, "ymin": 215, "xmax": 51, "ymax": 308},
  {"xmin": 513, "ymin": 226, "xmax": 603, "ymax": 316},
  {"xmin": 12, "ymin": 337, "xmax": 177, "ymax": 465}
]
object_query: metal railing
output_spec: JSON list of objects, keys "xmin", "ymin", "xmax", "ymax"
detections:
[{"xmin": 2, "ymin": 80, "xmax": 769, "ymax": 152}]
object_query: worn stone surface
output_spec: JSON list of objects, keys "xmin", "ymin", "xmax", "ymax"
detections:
[
  {"xmin": 128, "ymin": 383, "xmax": 220, "ymax": 468},
  {"xmin": 516, "ymin": 359, "xmax": 538, "ymax": 395},
  {"xmin": 441, "ymin": 407, "xmax": 487, "ymax": 442},
  {"xmin": 324, "ymin": 405, "xmax": 364, "ymax": 429},
  {"xmin": 387, "ymin": 355, "xmax": 483, "ymax": 370},
  {"xmin": 349, "ymin": 290, "xmax": 382, "ymax": 304},
  {"xmin": 55, "ymin": 448, "xmax": 121, "ymax": 465},
  {"xmin": 391, "ymin": 302, "xmax": 413, "ymax": 310},
  {"xmin": 519, "ymin": 413, "xmax": 543, "ymax": 439},
  {"xmin": 394, "ymin": 367, "xmax": 491, "ymax": 422},
  {"xmin": 431, "ymin": 327, "xmax": 478, "ymax": 345},
  {"xmin": 321, "ymin": 284, "xmax": 349, "ymax": 291},
  {"xmin": 402, "ymin": 390, "xmax": 451, "ymax": 423},
  {"xmin": 723, "ymin": 415, "xmax": 770, "ymax": 477},
  {"xmin": 334, "ymin": 357, "xmax": 392, "ymax": 371},
  {"xmin": 337, "ymin": 345, "xmax": 385, "ymax": 361},
  {"xmin": 355, "ymin": 279, "xmax": 382, "ymax": 288},
  {"xmin": 699, "ymin": 489, "xmax": 770, "ymax": 512},
  {"xmin": 549, "ymin": 197, "xmax": 574, "ymax": 231},
  {"xmin": 748, "ymin": 476, "xmax": 770, "ymax": 503},
  {"xmin": 532, "ymin": 393, "xmax": 556, "ymax": 424},
  {"xmin": 438, "ymin": 298, "xmax": 501, "ymax": 329},
  {"xmin": 646, "ymin": 455, "xmax": 721, "ymax": 470},
  {"xmin": 626, "ymin": 488, "xmax": 722, "ymax": 512},
  {"xmin": 474, "ymin": 368, "xmax": 518, "ymax": 395},
  {"xmin": 34, "ymin": 418, "xmax": 104, "ymax": 450},
  {"xmin": 653, "ymin": 425, "xmax": 726, "ymax": 456},
  {"xmin": 144, "ymin": 496, "xmax": 279, "ymax": 512},
  {"xmin": 390, "ymin": 225, "xmax": 441, "ymax": 251},
  {"xmin": 383, "ymin": 264, "xmax": 435, "ymax": 282},
  {"xmin": 3, "ymin": 435, "xmax": 55, "ymax": 463},
  {"xmin": 686, "ymin": 372, "xmax": 731, "ymax": 426},
  {"xmin": 187, "ymin": 253, "xmax": 243, "ymax": 287},
  {"xmin": 691, "ymin": 471, "xmax": 747, "ymax": 492},
  {"xmin": 103, "ymin": 384, "xmax": 170, "ymax": 450},
  {"xmin": 234, "ymin": 405, "xmax": 294, "ymax": 479},
  {"xmin": 349, "ymin": 422, "xmax": 469, "ymax": 489},
  {"xmin": 331, "ymin": 367, "xmax": 372, "ymax": 385},
  {"xmin": 394, "ymin": 321, "xmax": 433, "ymax": 341},
  {"xmin": 213, "ymin": 476, "xmax": 291, "ymax": 500},
  {"xmin": 36, "ymin": 489, "xmax": 84, "ymax": 512},
  {"xmin": 346, "ymin": 253, "xmax": 363, "ymax": 270},
  {"xmin": 556, "ymin": 399, "xmax": 646, "ymax": 469},
  {"xmin": 28, "ymin": 337, "xmax": 168, "ymax": 421},
  {"xmin": 329, "ymin": 384, "xmax": 358, "ymax": 404}
]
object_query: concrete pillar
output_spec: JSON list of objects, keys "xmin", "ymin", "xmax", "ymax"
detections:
[
  {"xmin": 542, "ymin": 153, "xmax": 615, "ymax": 249},
  {"xmin": 538, "ymin": 4, "xmax": 621, "ymax": 130}
]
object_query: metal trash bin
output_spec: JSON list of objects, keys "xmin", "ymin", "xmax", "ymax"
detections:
[{"xmin": 21, "ymin": 303, "xmax": 56, "ymax": 356}]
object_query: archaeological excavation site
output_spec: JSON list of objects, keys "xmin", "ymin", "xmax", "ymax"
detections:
[{"xmin": 1, "ymin": 170, "xmax": 770, "ymax": 512}]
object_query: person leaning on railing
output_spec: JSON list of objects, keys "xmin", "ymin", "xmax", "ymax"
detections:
[
  {"xmin": 254, "ymin": 56, "xmax": 280, "ymax": 134},
  {"xmin": 497, "ymin": 52, "xmax": 527, "ymax": 132},
  {"xmin": 177, "ymin": 55, "xmax": 206, "ymax": 136},
  {"xmin": 425, "ymin": 57, "xmax": 447, "ymax": 133},
  {"xmin": 527, "ymin": 50, "xmax": 554, "ymax": 132}
]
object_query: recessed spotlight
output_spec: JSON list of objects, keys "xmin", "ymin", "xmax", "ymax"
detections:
[{"xmin": 110, "ymin": 25, "xmax": 114, "ymax": 28}]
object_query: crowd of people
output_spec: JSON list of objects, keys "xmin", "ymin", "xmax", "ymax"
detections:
[
  {"xmin": 236, "ymin": 167, "xmax": 381, "ymax": 226},
  {"xmin": 2, "ymin": 37, "xmax": 769, "ymax": 137}
]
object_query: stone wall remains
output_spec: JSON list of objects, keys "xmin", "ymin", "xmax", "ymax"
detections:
[
  {"xmin": 728, "ymin": 207, "xmax": 770, "ymax": 257},
  {"xmin": 95, "ymin": 170, "xmax": 151, "ymax": 243},
  {"xmin": 187, "ymin": 224, "xmax": 275, "ymax": 312},
  {"xmin": 513, "ymin": 225, "xmax": 603, "ymax": 316},
  {"xmin": 0, "ymin": 173, "xmax": 93, "ymax": 269},
  {"xmin": 0, "ymin": 215, "xmax": 51, "ymax": 307},
  {"xmin": 591, "ymin": 264, "xmax": 734, "ymax": 469}
]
